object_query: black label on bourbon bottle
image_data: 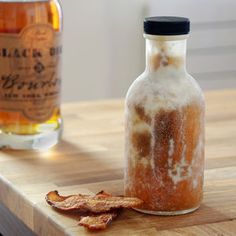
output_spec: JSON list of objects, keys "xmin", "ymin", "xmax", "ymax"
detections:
[{"xmin": 0, "ymin": 24, "xmax": 62, "ymax": 123}]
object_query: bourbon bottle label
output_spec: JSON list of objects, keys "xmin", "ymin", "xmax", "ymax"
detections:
[{"xmin": 0, "ymin": 24, "xmax": 62, "ymax": 123}]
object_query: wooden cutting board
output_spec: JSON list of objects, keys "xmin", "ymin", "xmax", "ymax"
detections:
[{"xmin": 0, "ymin": 89, "xmax": 236, "ymax": 236}]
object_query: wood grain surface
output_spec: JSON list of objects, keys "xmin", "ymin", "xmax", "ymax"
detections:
[{"xmin": 0, "ymin": 89, "xmax": 236, "ymax": 236}]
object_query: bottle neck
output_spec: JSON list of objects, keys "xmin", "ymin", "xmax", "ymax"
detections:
[{"xmin": 145, "ymin": 34, "xmax": 188, "ymax": 76}]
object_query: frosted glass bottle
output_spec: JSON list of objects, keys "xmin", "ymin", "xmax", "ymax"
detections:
[{"xmin": 124, "ymin": 17, "xmax": 205, "ymax": 215}]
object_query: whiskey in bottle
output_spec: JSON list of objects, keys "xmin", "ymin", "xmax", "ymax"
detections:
[{"xmin": 0, "ymin": 0, "xmax": 63, "ymax": 149}]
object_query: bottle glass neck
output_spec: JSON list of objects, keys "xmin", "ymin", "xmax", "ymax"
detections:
[{"xmin": 145, "ymin": 34, "xmax": 188, "ymax": 75}]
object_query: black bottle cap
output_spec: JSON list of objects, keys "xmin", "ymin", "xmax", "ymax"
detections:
[{"xmin": 144, "ymin": 16, "xmax": 190, "ymax": 36}]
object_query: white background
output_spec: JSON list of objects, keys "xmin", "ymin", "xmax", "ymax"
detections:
[{"xmin": 60, "ymin": 0, "xmax": 236, "ymax": 102}]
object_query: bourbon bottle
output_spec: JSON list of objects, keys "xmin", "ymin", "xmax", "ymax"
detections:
[
  {"xmin": 125, "ymin": 17, "xmax": 205, "ymax": 215},
  {"xmin": 0, "ymin": 0, "xmax": 63, "ymax": 149}
]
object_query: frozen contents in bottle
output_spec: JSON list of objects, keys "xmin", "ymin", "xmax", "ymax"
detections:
[
  {"xmin": 125, "ymin": 101, "xmax": 204, "ymax": 212},
  {"xmin": 124, "ymin": 16, "xmax": 205, "ymax": 215}
]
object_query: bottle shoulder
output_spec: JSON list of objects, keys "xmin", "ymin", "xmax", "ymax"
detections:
[
  {"xmin": 0, "ymin": 0, "xmax": 62, "ymax": 33},
  {"xmin": 125, "ymin": 71, "xmax": 205, "ymax": 112},
  {"xmin": 185, "ymin": 73, "xmax": 205, "ymax": 103}
]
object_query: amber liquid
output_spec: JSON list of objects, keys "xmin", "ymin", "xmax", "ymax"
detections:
[{"xmin": 0, "ymin": 0, "xmax": 62, "ymax": 135}]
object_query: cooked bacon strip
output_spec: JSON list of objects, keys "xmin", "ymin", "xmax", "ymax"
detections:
[
  {"xmin": 46, "ymin": 190, "xmax": 74, "ymax": 203},
  {"xmin": 46, "ymin": 190, "xmax": 143, "ymax": 213},
  {"xmin": 78, "ymin": 212, "xmax": 118, "ymax": 230}
]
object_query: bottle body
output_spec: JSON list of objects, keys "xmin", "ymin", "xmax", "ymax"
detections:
[
  {"xmin": 0, "ymin": 0, "xmax": 63, "ymax": 150},
  {"xmin": 124, "ymin": 35, "xmax": 205, "ymax": 215}
]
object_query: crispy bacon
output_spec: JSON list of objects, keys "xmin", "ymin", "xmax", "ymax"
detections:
[
  {"xmin": 46, "ymin": 190, "xmax": 143, "ymax": 213},
  {"xmin": 78, "ymin": 212, "xmax": 118, "ymax": 230},
  {"xmin": 46, "ymin": 190, "xmax": 74, "ymax": 203}
]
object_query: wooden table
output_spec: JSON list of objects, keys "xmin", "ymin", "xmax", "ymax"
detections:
[{"xmin": 0, "ymin": 89, "xmax": 236, "ymax": 236}]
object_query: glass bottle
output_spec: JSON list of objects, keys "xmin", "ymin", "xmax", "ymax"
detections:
[
  {"xmin": 124, "ymin": 17, "xmax": 205, "ymax": 215},
  {"xmin": 0, "ymin": 0, "xmax": 63, "ymax": 150}
]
